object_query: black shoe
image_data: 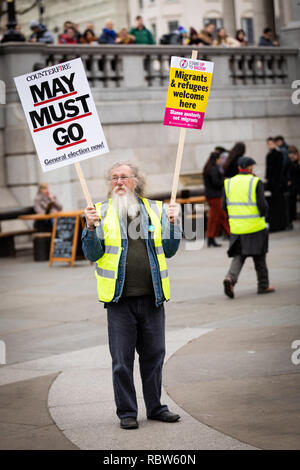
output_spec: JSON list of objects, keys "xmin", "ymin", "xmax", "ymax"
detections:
[
  {"xmin": 223, "ymin": 277, "xmax": 234, "ymax": 299},
  {"xmin": 207, "ymin": 238, "xmax": 222, "ymax": 247},
  {"xmin": 148, "ymin": 411, "xmax": 180, "ymax": 423},
  {"xmin": 120, "ymin": 417, "xmax": 139, "ymax": 430}
]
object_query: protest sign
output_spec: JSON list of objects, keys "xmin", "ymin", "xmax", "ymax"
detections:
[
  {"xmin": 164, "ymin": 56, "xmax": 214, "ymax": 130},
  {"xmin": 49, "ymin": 214, "xmax": 84, "ymax": 267},
  {"xmin": 164, "ymin": 51, "xmax": 214, "ymax": 202},
  {"xmin": 14, "ymin": 58, "xmax": 108, "ymax": 172},
  {"xmin": 14, "ymin": 58, "xmax": 108, "ymax": 227}
]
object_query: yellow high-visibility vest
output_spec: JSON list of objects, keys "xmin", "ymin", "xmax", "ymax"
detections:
[
  {"xmin": 94, "ymin": 197, "xmax": 170, "ymax": 303},
  {"xmin": 224, "ymin": 174, "xmax": 267, "ymax": 235}
]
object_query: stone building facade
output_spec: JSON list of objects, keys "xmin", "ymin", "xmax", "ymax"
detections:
[
  {"xmin": 0, "ymin": 0, "xmax": 130, "ymax": 40},
  {"xmin": 128, "ymin": 0, "xmax": 297, "ymax": 45},
  {"xmin": 0, "ymin": 0, "xmax": 296, "ymax": 44},
  {"xmin": 0, "ymin": 1, "xmax": 299, "ymax": 235}
]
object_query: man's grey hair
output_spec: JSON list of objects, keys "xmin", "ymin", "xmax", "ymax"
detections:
[{"xmin": 107, "ymin": 161, "xmax": 146, "ymax": 197}]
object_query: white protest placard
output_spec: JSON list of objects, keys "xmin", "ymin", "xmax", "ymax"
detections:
[{"xmin": 14, "ymin": 58, "xmax": 109, "ymax": 172}]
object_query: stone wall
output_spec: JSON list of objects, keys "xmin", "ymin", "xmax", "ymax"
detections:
[{"xmin": 0, "ymin": 44, "xmax": 299, "ymax": 210}]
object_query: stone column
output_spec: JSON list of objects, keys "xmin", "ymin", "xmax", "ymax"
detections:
[
  {"xmin": 0, "ymin": 44, "xmax": 45, "ymax": 208},
  {"xmin": 280, "ymin": 0, "xmax": 300, "ymax": 46},
  {"xmin": 223, "ymin": 0, "xmax": 236, "ymax": 36},
  {"xmin": 253, "ymin": 0, "xmax": 276, "ymax": 44},
  {"xmin": 278, "ymin": 0, "xmax": 293, "ymax": 28}
]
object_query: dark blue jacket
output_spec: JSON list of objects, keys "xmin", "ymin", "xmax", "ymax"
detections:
[{"xmin": 98, "ymin": 28, "xmax": 117, "ymax": 44}]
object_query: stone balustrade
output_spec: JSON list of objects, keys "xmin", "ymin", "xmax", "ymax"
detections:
[{"xmin": 0, "ymin": 43, "xmax": 299, "ymax": 93}]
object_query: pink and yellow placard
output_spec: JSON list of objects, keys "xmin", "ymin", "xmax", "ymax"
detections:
[{"xmin": 164, "ymin": 56, "xmax": 214, "ymax": 130}]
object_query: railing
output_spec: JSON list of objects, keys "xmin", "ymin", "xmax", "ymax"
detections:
[
  {"xmin": 230, "ymin": 52, "xmax": 289, "ymax": 85},
  {"xmin": 0, "ymin": 43, "xmax": 298, "ymax": 89}
]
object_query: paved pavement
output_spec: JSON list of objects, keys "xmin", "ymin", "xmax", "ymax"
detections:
[{"xmin": 0, "ymin": 225, "xmax": 299, "ymax": 450}]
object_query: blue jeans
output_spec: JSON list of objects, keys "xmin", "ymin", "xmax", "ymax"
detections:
[{"xmin": 107, "ymin": 295, "xmax": 169, "ymax": 419}]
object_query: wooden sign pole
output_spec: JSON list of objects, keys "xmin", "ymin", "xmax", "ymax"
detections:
[
  {"xmin": 74, "ymin": 162, "xmax": 99, "ymax": 227},
  {"xmin": 170, "ymin": 49, "xmax": 198, "ymax": 205}
]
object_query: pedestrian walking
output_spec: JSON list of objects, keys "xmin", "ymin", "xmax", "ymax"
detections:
[
  {"xmin": 82, "ymin": 162, "xmax": 181, "ymax": 430},
  {"xmin": 223, "ymin": 157, "xmax": 275, "ymax": 298},
  {"xmin": 203, "ymin": 152, "xmax": 230, "ymax": 247}
]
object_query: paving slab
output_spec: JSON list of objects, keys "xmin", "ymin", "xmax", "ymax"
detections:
[
  {"xmin": 164, "ymin": 302, "xmax": 300, "ymax": 450},
  {"xmin": 0, "ymin": 223, "xmax": 299, "ymax": 450},
  {"xmin": 0, "ymin": 373, "xmax": 78, "ymax": 450}
]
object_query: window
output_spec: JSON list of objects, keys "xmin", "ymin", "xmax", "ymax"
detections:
[
  {"xmin": 139, "ymin": 0, "xmax": 143, "ymax": 8},
  {"xmin": 168, "ymin": 20, "xmax": 179, "ymax": 33},
  {"xmin": 241, "ymin": 17, "xmax": 254, "ymax": 44},
  {"xmin": 204, "ymin": 18, "xmax": 223, "ymax": 31}
]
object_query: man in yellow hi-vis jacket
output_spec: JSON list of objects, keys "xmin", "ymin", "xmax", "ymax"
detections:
[
  {"xmin": 82, "ymin": 162, "xmax": 182, "ymax": 430},
  {"xmin": 223, "ymin": 156, "xmax": 275, "ymax": 299}
]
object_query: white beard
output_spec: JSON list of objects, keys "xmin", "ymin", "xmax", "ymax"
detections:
[{"xmin": 111, "ymin": 186, "xmax": 140, "ymax": 221}]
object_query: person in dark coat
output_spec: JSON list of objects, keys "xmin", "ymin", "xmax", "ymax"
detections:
[
  {"xmin": 275, "ymin": 136, "xmax": 289, "ymax": 169},
  {"xmin": 223, "ymin": 156, "xmax": 275, "ymax": 298},
  {"xmin": 187, "ymin": 27, "xmax": 202, "ymax": 45},
  {"xmin": 275, "ymin": 135, "xmax": 290, "ymax": 192},
  {"xmin": 287, "ymin": 146, "xmax": 300, "ymax": 223},
  {"xmin": 203, "ymin": 152, "xmax": 230, "ymax": 247},
  {"xmin": 258, "ymin": 28, "xmax": 279, "ymax": 47},
  {"xmin": 265, "ymin": 137, "xmax": 285, "ymax": 194},
  {"xmin": 223, "ymin": 142, "xmax": 246, "ymax": 178},
  {"xmin": 265, "ymin": 137, "xmax": 291, "ymax": 231}
]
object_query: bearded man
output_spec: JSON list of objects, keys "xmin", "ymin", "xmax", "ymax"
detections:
[{"xmin": 82, "ymin": 162, "xmax": 182, "ymax": 430}]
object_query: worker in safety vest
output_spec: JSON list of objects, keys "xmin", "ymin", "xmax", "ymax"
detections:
[
  {"xmin": 223, "ymin": 156, "xmax": 275, "ymax": 298},
  {"xmin": 82, "ymin": 162, "xmax": 182, "ymax": 430}
]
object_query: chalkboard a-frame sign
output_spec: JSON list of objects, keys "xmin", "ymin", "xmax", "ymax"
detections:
[{"xmin": 49, "ymin": 215, "xmax": 83, "ymax": 267}]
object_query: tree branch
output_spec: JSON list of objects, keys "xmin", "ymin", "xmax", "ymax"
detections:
[
  {"xmin": 16, "ymin": 0, "xmax": 39, "ymax": 16},
  {"xmin": 0, "ymin": 0, "xmax": 39, "ymax": 18}
]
